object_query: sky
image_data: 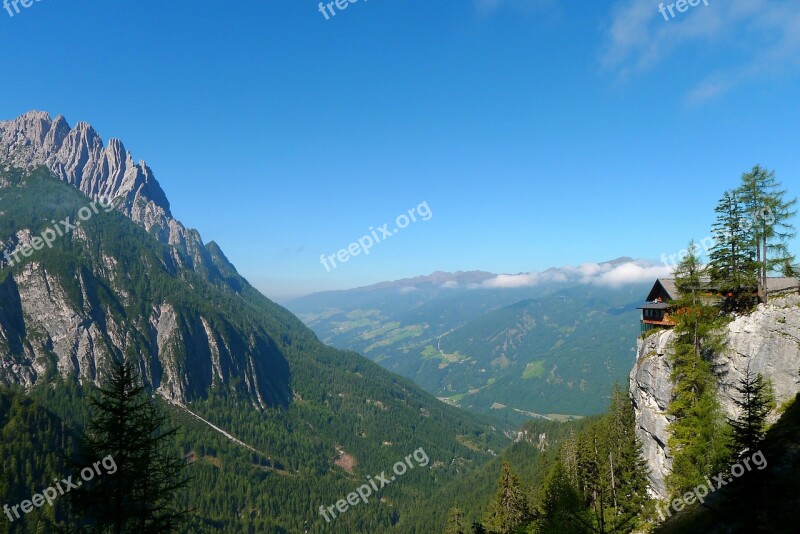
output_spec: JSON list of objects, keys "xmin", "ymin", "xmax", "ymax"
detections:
[{"xmin": 2, "ymin": 0, "xmax": 800, "ymax": 300}]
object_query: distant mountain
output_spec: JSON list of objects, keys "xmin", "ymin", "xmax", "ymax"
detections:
[{"xmin": 288, "ymin": 265, "xmax": 655, "ymax": 422}]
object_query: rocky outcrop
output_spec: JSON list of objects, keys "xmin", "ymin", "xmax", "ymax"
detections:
[
  {"xmin": 0, "ymin": 111, "xmax": 219, "ymax": 273},
  {"xmin": 0, "ymin": 256, "xmax": 291, "ymax": 407},
  {"xmin": 630, "ymin": 293, "xmax": 800, "ymax": 500}
]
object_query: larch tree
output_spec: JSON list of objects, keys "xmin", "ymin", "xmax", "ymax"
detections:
[
  {"xmin": 737, "ymin": 165, "xmax": 797, "ymax": 303},
  {"xmin": 666, "ymin": 243, "xmax": 731, "ymax": 495}
]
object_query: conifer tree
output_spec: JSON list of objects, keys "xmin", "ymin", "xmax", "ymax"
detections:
[
  {"xmin": 606, "ymin": 385, "xmax": 650, "ymax": 522},
  {"xmin": 534, "ymin": 460, "xmax": 583, "ymax": 533},
  {"xmin": 708, "ymin": 191, "xmax": 758, "ymax": 310},
  {"xmin": 729, "ymin": 365, "xmax": 775, "ymax": 458},
  {"xmin": 482, "ymin": 462, "xmax": 530, "ymax": 533},
  {"xmin": 737, "ymin": 165, "xmax": 797, "ymax": 302},
  {"xmin": 72, "ymin": 359, "xmax": 188, "ymax": 533},
  {"xmin": 667, "ymin": 244, "xmax": 731, "ymax": 494},
  {"xmin": 445, "ymin": 507, "xmax": 467, "ymax": 534}
]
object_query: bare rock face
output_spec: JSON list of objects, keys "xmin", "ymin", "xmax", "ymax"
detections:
[
  {"xmin": 629, "ymin": 329, "xmax": 675, "ymax": 499},
  {"xmin": 630, "ymin": 294, "xmax": 800, "ymax": 500},
  {"xmin": 0, "ymin": 111, "xmax": 292, "ymax": 407},
  {"xmin": 0, "ymin": 111, "xmax": 213, "ymax": 270}
]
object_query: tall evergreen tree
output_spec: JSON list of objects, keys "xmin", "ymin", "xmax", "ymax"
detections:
[
  {"xmin": 737, "ymin": 165, "xmax": 797, "ymax": 302},
  {"xmin": 724, "ymin": 365, "xmax": 775, "ymax": 532},
  {"xmin": 522, "ymin": 388, "xmax": 647, "ymax": 534},
  {"xmin": 606, "ymin": 385, "xmax": 650, "ymax": 523},
  {"xmin": 445, "ymin": 507, "xmax": 467, "ymax": 534},
  {"xmin": 533, "ymin": 459, "xmax": 583, "ymax": 533},
  {"xmin": 72, "ymin": 359, "xmax": 188, "ymax": 533},
  {"xmin": 708, "ymin": 191, "xmax": 758, "ymax": 310},
  {"xmin": 672, "ymin": 241, "xmax": 720, "ymax": 359},
  {"xmin": 667, "ymin": 244, "xmax": 731, "ymax": 494},
  {"xmin": 482, "ymin": 462, "xmax": 530, "ymax": 534},
  {"xmin": 728, "ymin": 365, "xmax": 775, "ymax": 458}
]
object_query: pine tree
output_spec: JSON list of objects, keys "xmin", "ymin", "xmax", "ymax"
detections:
[
  {"xmin": 724, "ymin": 365, "xmax": 775, "ymax": 532},
  {"xmin": 482, "ymin": 462, "xmax": 530, "ymax": 534},
  {"xmin": 708, "ymin": 191, "xmax": 758, "ymax": 310},
  {"xmin": 445, "ymin": 507, "xmax": 467, "ymax": 534},
  {"xmin": 72, "ymin": 359, "xmax": 188, "ymax": 533},
  {"xmin": 737, "ymin": 165, "xmax": 797, "ymax": 302},
  {"xmin": 729, "ymin": 365, "xmax": 775, "ymax": 458}
]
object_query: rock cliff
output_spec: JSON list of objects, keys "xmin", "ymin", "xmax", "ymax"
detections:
[{"xmin": 630, "ymin": 293, "xmax": 800, "ymax": 499}]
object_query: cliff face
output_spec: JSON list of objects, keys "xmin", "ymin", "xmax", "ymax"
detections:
[{"xmin": 630, "ymin": 293, "xmax": 800, "ymax": 499}]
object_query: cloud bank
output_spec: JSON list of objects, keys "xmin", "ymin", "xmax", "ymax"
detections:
[{"xmin": 481, "ymin": 259, "xmax": 673, "ymax": 289}]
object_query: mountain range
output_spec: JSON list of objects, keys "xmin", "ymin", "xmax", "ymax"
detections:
[{"xmin": 287, "ymin": 264, "xmax": 657, "ymax": 422}]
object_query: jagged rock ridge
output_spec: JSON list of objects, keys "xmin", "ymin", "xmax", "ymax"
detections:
[{"xmin": 0, "ymin": 111, "xmax": 220, "ymax": 275}]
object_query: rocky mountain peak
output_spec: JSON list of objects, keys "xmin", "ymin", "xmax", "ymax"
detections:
[{"xmin": 0, "ymin": 111, "xmax": 223, "ymax": 271}]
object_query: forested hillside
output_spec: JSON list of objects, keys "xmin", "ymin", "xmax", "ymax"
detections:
[
  {"xmin": 289, "ymin": 270, "xmax": 649, "ymax": 422},
  {"xmin": 0, "ymin": 166, "xmax": 510, "ymax": 532}
]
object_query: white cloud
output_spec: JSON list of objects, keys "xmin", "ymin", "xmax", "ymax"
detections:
[
  {"xmin": 603, "ymin": 0, "xmax": 800, "ymax": 101},
  {"xmin": 481, "ymin": 260, "xmax": 673, "ymax": 289}
]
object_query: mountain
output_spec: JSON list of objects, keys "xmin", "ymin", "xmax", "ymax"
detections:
[
  {"xmin": 287, "ymin": 266, "xmax": 653, "ymax": 422},
  {"xmin": 438, "ymin": 284, "xmax": 646, "ymax": 417},
  {"xmin": 0, "ymin": 112, "xmax": 510, "ymax": 532}
]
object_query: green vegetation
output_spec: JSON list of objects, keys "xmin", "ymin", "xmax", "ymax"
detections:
[
  {"xmin": 481, "ymin": 462, "xmax": 531, "ymax": 533},
  {"xmin": 463, "ymin": 165, "xmax": 798, "ymax": 533},
  {"xmin": 728, "ymin": 366, "xmax": 775, "ymax": 459},
  {"xmin": 0, "ymin": 167, "xmax": 510, "ymax": 532},
  {"xmin": 666, "ymin": 243, "xmax": 732, "ymax": 495},
  {"xmin": 0, "ymin": 388, "xmax": 79, "ymax": 532},
  {"xmin": 709, "ymin": 165, "xmax": 797, "ymax": 308},
  {"xmin": 2, "ymin": 162, "xmax": 797, "ymax": 532},
  {"xmin": 290, "ymin": 270, "xmax": 651, "ymax": 422},
  {"xmin": 736, "ymin": 165, "xmax": 797, "ymax": 303},
  {"xmin": 521, "ymin": 360, "xmax": 546, "ymax": 380},
  {"xmin": 72, "ymin": 359, "xmax": 189, "ymax": 532},
  {"xmin": 708, "ymin": 190, "xmax": 758, "ymax": 311},
  {"xmin": 664, "ymin": 165, "xmax": 796, "ymax": 498},
  {"xmin": 658, "ymin": 393, "xmax": 800, "ymax": 532},
  {"xmin": 462, "ymin": 386, "xmax": 652, "ymax": 533}
]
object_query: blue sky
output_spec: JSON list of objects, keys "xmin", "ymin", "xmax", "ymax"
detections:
[{"xmin": 2, "ymin": 0, "xmax": 799, "ymax": 300}]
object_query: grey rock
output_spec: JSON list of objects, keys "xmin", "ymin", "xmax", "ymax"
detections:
[{"xmin": 0, "ymin": 111, "xmax": 215, "ymax": 272}]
